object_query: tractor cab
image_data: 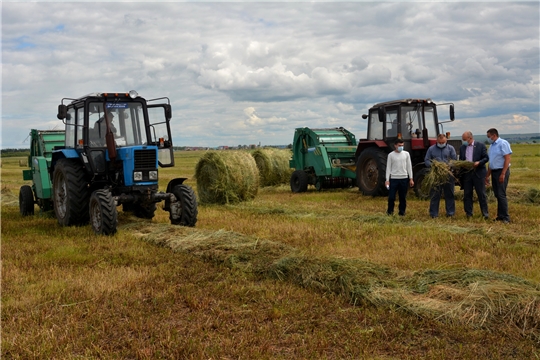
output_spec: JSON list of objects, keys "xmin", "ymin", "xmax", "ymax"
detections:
[{"xmin": 355, "ymin": 99, "xmax": 456, "ymax": 197}]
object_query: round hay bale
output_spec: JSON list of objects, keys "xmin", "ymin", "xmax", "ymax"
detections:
[
  {"xmin": 251, "ymin": 148, "xmax": 293, "ymax": 187},
  {"xmin": 19, "ymin": 159, "xmax": 28, "ymax": 167},
  {"xmin": 195, "ymin": 151, "xmax": 259, "ymax": 204}
]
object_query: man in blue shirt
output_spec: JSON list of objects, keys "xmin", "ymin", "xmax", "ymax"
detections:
[
  {"xmin": 424, "ymin": 134, "xmax": 457, "ymax": 218},
  {"xmin": 485, "ymin": 128, "xmax": 512, "ymax": 223}
]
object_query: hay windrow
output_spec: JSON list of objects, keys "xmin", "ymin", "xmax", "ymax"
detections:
[
  {"xmin": 126, "ymin": 222, "xmax": 540, "ymax": 338},
  {"xmin": 194, "ymin": 151, "xmax": 259, "ymax": 204},
  {"xmin": 251, "ymin": 148, "xmax": 294, "ymax": 187}
]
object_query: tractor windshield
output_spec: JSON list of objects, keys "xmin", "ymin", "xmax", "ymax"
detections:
[
  {"xmin": 401, "ymin": 104, "xmax": 437, "ymax": 139},
  {"xmin": 88, "ymin": 102, "xmax": 147, "ymax": 147}
]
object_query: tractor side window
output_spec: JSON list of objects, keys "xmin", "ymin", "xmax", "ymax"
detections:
[
  {"xmin": 368, "ymin": 112, "xmax": 383, "ymax": 140},
  {"xmin": 386, "ymin": 110, "xmax": 398, "ymax": 138},
  {"xmin": 76, "ymin": 107, "xmax": 84, "ymax": 146},
  {"xmin": 424, "ymin": 107, "xmax": 437, "ymax": 138},
  {"xmin": 148, "ymin": 106, "xmax": 171, "ymax": 147},
  {"xmin": 65, "ymin": 108, "xmax": 76, "ymax": 148}
]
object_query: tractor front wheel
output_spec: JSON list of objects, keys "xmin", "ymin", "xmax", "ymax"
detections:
[
  {"xmin": 53, "ymin": 159, "xmax": 90, "ymax": 226},
  {"xmin": 356, "ymin": 148, "xmax": 387, "ymax": 196},
  {"xmin": 19, "ymin": 185, "xmax": 35, "ymax": 216},
  {"xmin": 170, "ymin": 184, "xmax": 198, "ymax": 227},
  {"xmin": 290, "ymin": 170, "xmax": 308, "ymax": 193},
  {"xmin": 89, "ymin": 189, "xmax": 118, "ymax": 235}
]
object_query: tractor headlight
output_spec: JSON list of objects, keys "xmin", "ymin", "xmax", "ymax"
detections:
[
  {"xmin": 149, "ymin": 171, "xmax": 158, "ymax": 180},
  {"xmin": 133, "ymin": 171, "xmax": 143, "ymax": 181}
]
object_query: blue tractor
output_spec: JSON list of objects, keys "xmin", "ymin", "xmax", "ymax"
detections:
[{"xmin": 21, "ymin": 90, "xmax": 198, "ymax": 235}]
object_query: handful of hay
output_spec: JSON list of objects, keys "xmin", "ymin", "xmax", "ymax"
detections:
[
  {"xmin": 195, "ymin": 151, "xmax": 259, "ymax": 204},
  {"xmin": 251, "ymin": 148, "xmax": 293, "ymax": 187},
  {"xmin": 421, "ymin": 160, "xmax": 454, "ymax": 193}
]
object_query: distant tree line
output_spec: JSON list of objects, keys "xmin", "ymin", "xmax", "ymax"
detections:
[{"xmin": 1, "ymin": 148, "xmax": 30, "ymax": 157}]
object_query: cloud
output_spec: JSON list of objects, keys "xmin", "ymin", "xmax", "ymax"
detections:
[{"xmin": 1, "ymin": 2, "xmax": 538, "ymax": 149}]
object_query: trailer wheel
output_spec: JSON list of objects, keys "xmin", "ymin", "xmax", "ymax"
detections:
[
  {"xmin": 414, "ymin": 167, "xmax": 430, "ymax": 199},
  {"xmin": 290, "ymin": 170, "xmax": 308, "ymax": 193},
  {"xmin": 170, "ymin": 184, "xmax": 198, "ymax": 227},
  {"xmin": 19, "ymin": 185, "xmax": 35, "ymax": 216},
  {"xmin": 133, "ymin": 203, "xmax": 157, "ymax": 219},
  {"xmin": 53, "ymin": 159, "xmax": 90, "ymax": 226},
  {"xmin": 356, "ymin": 148, "xmax": 387, "ymax": 196},
  {"xmin": 89, "ymin": 189, "xmax": 117, "ymax": 235}
]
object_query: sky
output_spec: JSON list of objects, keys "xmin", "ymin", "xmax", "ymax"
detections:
[{"xmin": 1, "ymin": 1, "xmax": 539, "ymax": 149}]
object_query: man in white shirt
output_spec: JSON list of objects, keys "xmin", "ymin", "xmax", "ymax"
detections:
[{"xmin": 385, "ymin": 138, "xmax": 414, "ymax": 216}]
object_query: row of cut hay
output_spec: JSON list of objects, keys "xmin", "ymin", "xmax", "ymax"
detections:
[
  {"xmin": 126, "ymin": 221, "xmax": 540, "ymax": 339},
  {"xmin": 195, "ymin": 151, "xmax": 259, "ymax": 204},
  {"xmin": 251, "ymin": 148, "xmax": 293, "ymax": 187}
]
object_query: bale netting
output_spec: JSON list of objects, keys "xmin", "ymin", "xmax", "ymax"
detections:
[
  {"xmin": 251, "ymin": 148, "xmax": 293, "ymax": 187},
  {"xmin": 195, "ymin": 150, "xmax": 259, "ymax": 204}
]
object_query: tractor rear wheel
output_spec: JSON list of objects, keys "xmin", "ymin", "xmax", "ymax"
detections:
[
  {"xmin": 53, "ymin": 159, "xmax": 90, "ymax": 226},
  {"xmin": 89, "ymin": 189, "xmax": 118, "ymax": 235},
  {"xmin": 290, "ymin": 170, "xmax": 308, "ymax": 193},
  {"xmin": 19, "ymin": 185, "xmax": 35, "ymax": 216},
  {"xmin": 170, "ymin": 184, "xmax": 198, "ymax": 226},
  {"xmin": 414, "ymin": 167, "xmax": 430, "ymax": 199},
  {"xmin": 356, "ymin": 147, "xmax": 388, "ymax": 196}
]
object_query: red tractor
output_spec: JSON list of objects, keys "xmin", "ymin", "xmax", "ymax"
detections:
[{"xmin": 355, "ymin": 98, "xmax": 459, "ymax": 198}]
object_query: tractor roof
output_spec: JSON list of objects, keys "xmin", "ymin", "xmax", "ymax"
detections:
[{"xmin": 370, "ymin": 98, "xmax": 434, "ymax": 109}]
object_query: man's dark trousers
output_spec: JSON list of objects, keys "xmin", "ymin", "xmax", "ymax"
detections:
[
  {"xmin": 387, "ymin": 178, "xmax": 408, "ymax": 215},
  {"xmin": 462, "ymin": 171, "xmax": 489, "ymax": 217},
  {"xmin": 491, "ymin": 169, "xmax": 510, "ymax": 222}
]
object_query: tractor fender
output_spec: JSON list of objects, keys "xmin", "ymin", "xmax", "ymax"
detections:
[
  {"xmin": 354, "ymin": 141, "xmax": 388, "ymax": 161},
  {"xmin": 163, "ymin": 178, "xmax": 188, "ymax": 212},
  {"xmin": 50, "ymin": 148, "xmax": 79, "ymax": 178},
  {"xmin": 166, "ymin": 178, "xmax": 187, "ymax": 194}
]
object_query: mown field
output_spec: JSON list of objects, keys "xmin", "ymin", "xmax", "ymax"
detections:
[{"xmin": 2, "ymin": 144, "xmax": 540, "ymax": 359}]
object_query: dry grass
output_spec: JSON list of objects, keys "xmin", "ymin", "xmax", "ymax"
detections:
[{"xmin": 2, "ymin": 144, "xmax": 540, "ymax": 358}]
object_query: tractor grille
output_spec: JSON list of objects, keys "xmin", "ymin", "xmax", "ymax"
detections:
[{"xmin": 134, "ymin": 149, "xmax": 157, "ymax": 169}]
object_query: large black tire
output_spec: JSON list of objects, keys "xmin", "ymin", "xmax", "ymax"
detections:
[
  {"xmin": 290, "ymin": 170, "xmax": 308, "ymax": 193},
  {"xmin": 133, "ymin": 203, "xmax": 157, "ymax": 219},
  {"xmin": 356, "ymin": 148, "xmax": 388, "ymax": 196},
  {"xmin": 414, "ymin": 167, "xmax": 430, "ymax": 200},
  {"xmin": 89, "ymin": 189, "xmax": 118, "ymax": 235},
  {"xmin": 19, "ymin": 185, "xmax": 35, "ymax": 216},
  {"xmin": 170, "ymin": 184, "xmax": 198, "ymax": 227},
  {"xmin": 53, "ymin": 159, "xmax": 90, "ymax": 226}
]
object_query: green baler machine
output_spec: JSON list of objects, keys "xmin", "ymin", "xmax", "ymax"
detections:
[
  {"xmin": 20, "ymin": 129, "xmax": 66, "ymax": 214},
  {"xmin": 289, "ymin": 127, "xmax": 357, "ymax": 192}
]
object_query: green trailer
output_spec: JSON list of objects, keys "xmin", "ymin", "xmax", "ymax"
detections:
[
  {"xmin": 289, "ymin": 127, "xmax": 357, "ymax": 192},
  {"xmin": 20, "ymin": 129, "xmax": 66, "ymax": 214}
]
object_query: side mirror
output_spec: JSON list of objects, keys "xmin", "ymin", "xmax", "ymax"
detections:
[
  {"xmin": 57, "ymin": 104, "xmax": 67, "ymax": 120},
  {"xmin": 361, "ymin": 114, "xmax": 368, "ymax": 119},
  {"xmin": 377, "ymin": 107, "xmax": 386, "ymax": 122},
  {"xmin": 449, "ymin": 104, "xmax": 455, "ymax": 121},
  {"xmin": 165, "ymin": 105, "xmax": 172, "ymax": 120}
]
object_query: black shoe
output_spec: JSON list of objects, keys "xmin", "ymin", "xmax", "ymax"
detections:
[{"xmin": 483, "ymin": 216, "xmax": 489, "ymax": 220}]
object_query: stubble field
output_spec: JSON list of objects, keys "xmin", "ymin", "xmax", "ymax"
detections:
[{"xmin": 2, "ymin": 144, "xmax": 540, "ymax": 359}]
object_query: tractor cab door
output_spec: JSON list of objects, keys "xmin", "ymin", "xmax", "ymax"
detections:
[{"xmin": 147, "ymin": 104, "xmax": 174, "ymax": 167}]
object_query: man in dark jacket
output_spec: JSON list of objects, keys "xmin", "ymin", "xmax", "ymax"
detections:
[{"xmin": 459, "ymin": 131, "xmax": 489, "ymax": 219}]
